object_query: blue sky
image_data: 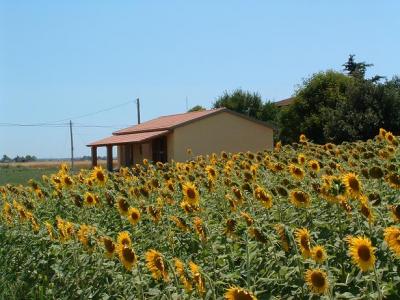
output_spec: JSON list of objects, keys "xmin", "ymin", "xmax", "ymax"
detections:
[{"xmin": 1, "ymin": 1, "xmax": 399, "ymax": 158}]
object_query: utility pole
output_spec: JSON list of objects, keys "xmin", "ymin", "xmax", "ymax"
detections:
[
  {"xmin": 136, "ymin": 98, "xmax": 141, "ymax": 124},
  {"xmin": 185, "ymin": 96, "xmax": 188, "ymax": 111},
  {"xmin": 69, "ymin": 120, "xmax": 74, "ymax": 170}
]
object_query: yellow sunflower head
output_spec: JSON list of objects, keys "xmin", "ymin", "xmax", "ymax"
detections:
[
  {"xmin": 254, "ymin": 187, "xmax": 273, "ymax": 209},
  {"xmin": 347, "ymin": 236, "xmax": 376, "ymax": 272},
  {"xmin": 386, "ymin": 173, "xmax": 400, "ymax": 189},
  {"xmin": 117, "ymin": 245, "xmax": 137, "ymax": 271},
  {"xmin": 145, "ymin": 249, "xmax": 169, "ymax": 281},
  {"xmin": 91, "ymin": 166, "xmax": 107, "ymax": 185},
  {"xmin": 116, "ymin": 197, "xmax": 130, "ymax": 216},
  {"xmin": 188, "ymin": 261, "xmax": 205, "ymax": 295},
  {"xmin": 311, "ymin": 245, "xmax": 327, "ymax": 264},
  {"xmin": 383, "ymin": 227, "xmax": 400, "ymax": 258},
  {"xmin": 101, "ymin": 236, "xmax": 116, "ymax": 258},
  {"xmin": 299, "ymin": 134, "xmax": 308, "ymax": 143},
  {"xmin": 182, "ymin": 182, "xmax": 200, "ymax": 206},
  {"xmin": 289, "ymin": 164, "xmax": 305, "ymax": 180},
  {"xmin": 84, "ymin": 192, "xmax": 97, "ymax": 206},
  {"xmin": 390, "ymin": 205, "xmax": 400, "ymax": 222},
  {"xmin": 308, "ymin": 160, "xmax": 320, "ymax": 172},
  {"xmin": 295, "ymin": 228, "xmax": 311, "ymax": 258},
  {"xmin": 305, "ymin": 269, "xmax": 329, "ymax": 295},
  {"xmin": 117, "ymin": 231, "xmax": 132, "ymax": 247},
  {"xmin": 224, "ymin": 286, "xmax": 257, "ymax": 300},
  {"xmin": 298, "ymin": 153, "xmax": 306, "ymax": 165},
  {"xmin": 342, "ymin": 173, "xmax": 362, "ymax": 198},
  {"xmin": 127, "ymin": 207, "xmax": 141, "ymax": 226},
  {"xmin": 290, "ymin": 190, "xmax": 310, "ymax": 208}
]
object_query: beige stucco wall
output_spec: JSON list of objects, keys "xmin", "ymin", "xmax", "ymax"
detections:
[{"xmin": 171, "ymin": 111, "xmax": 273, "ymax": 162}]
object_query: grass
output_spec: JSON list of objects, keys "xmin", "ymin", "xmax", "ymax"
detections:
[
  {"xmin": 0, "ymin": 160, "xmax": 109, "ymax": 185},
  {"xmin": 0, "ymin": 166, "xmax": 58, "ymax": 186}
]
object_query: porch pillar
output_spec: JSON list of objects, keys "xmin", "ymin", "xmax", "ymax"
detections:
[
  {"xmin": 106, "ymin": 145, "xmax": 113, "ymax": 171},
  {"xmin": 91, "ymin": 146, "xmax": 97, "ymax": 168}
]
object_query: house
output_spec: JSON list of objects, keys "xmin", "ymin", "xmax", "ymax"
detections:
[
  {"xmin": 274, "ymin": 97, "xmax": 295, "ymax": 107},
  {"xmin": 87, "ymin": 107, "xmax": 274, "ymax": 170}
]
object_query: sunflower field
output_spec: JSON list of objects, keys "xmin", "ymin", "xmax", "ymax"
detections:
[{"xmin": 1, "ymin": 129, "xmax": 400, "ymax": 299}]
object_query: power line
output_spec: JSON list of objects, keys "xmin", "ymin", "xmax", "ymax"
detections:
[
  {"xmin": 51, "ymin": 99, "xmax": 135, "ymax": 123},
  {"xmin": 0, "ymin": 99, "xmax": 135, "ymax": 126},
  {"xmin": 0, "ymin": 123, "xmax": 131, "ymax": 128}
]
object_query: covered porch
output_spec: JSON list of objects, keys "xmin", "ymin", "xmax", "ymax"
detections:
[{"xmin": 87, "ymin": 130, "xmax": 169, "ymax": 171}]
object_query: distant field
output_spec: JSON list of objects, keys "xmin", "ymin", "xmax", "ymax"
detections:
[{"xmin": 0, "ymin": 160, "xmax": 111, "ymax": 185}]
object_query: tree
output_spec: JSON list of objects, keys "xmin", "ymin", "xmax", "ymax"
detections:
[
  {"xmin": 1, "ymin": 155, "xmax": 11, "ymax": 163},
  {"xmin": 213, "ymin": 89, "xmax": 264, "ymax": 119},
  {"xmin": 188, "ymin": 105, "xmax": 206, "ymax": 112},
  {"xmin": 279, "ymin": 56, "xmax": 400, "ymax": 144},
  {"xmin": 278, "ymin": 71, "xmax": 351, "ymax": 144}
]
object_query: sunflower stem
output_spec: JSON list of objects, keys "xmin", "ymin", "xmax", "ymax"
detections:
[
  {"xmin": 136, "ymin": 264, "xmax": 145, "ymax": 300},
  {"xmin": 245, "ymin": 232, "xmax": 251, "ymax": 290}
]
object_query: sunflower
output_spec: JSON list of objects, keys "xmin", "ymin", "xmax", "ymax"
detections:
[
  {"xmin": 2, "ymin": 202, "xmax": 13, "ymax": 224},
  {"xmin": 45, "ymin": 222, "xmax": 55, "ymax": 240},
  {"xmin": 91, "ymin": 166, "xmax": 107, "ymax": 185},
  {"xmin": 304, "ymin": 269, "xmax": 329, "ymax": 295},
  {"xmin": 249, "ymin": 227, "xmax": 267, "ymax": 243},
  {"xmin": 275, "ymin": 224, "xmax": 290, "ymax": 252},
  {"xmin": 342, "ymin": 173, "xmax": 362, "ymax": 198},
  {"xmin": 116, "ymin": 197, "xmax": 130, "ymax": 216},
  {"xmin": 188, "ymin": 261, "xmax": 205, "ymax": 295},
  {"xmin": 84, "ymin": 192, "xmax": 97, "ymax": 206},
  {"xmin": 385, "ymin": 131, "xmax": 396, "ymax": 144},
  {"xmin": 170, "ymin": 216, "xmax": 190, "ymax": 231},
  {"xmin": 383, "ymin": 227, "xmax": 400, "ymax": 257},
  {"xmin": 253, "ymin": 187, "xmax": 273, "ymax": 209},
  {"xmin": 308, "ymin": 160, "xmax": 320, "ymax": 173},
  {"xmin": 205, "ymin": 165, "xmax": 217, "ymax": 181},
  {"xmin": 117, "ymin": 245, "xmax": 137, "ymax": 271},
  {"xmin": 182, "ymin": 182, "xmax": 200, "ymax": 206},
  {"xmin": 290, "ymin": 190, "xmax": 310, "ymax": 208},
  {"xmin": 77, "ymin": 224, "xmax": 96, "ymax": 248},
  {"xmin": 127, "ymin": 207, "xmax": 141, "ymax": 226},
  {"xmin": 299, "ymin": 134, "xmax": 308, "ymax": 143},
  {"xmin": 311, "ymin": 245, "xmax": 327, "ymax": 264},
  {"xmin": 225, "ymin": 219, "xmax": 237, "ymax": 237},
  {"xmin": 275, "ymin": 141, "xmax": 282, "ymax": 152},
  {"xmin": 61, "ymin": 174, "xmax": 74, "ymax": 187},
  {"xmin": 379, "ymin": 128, "xmax": 387, "ymax": 139},
  {"xmin": 347, "ymin": 236, "xmax": 376, "ymax": 272},
  {"xmin": 359, "ymin": 197, "xmax": 374, "ymax": 223},
  {"xmin": 117, "ymin": 231, "xmax": 132, "ymax": 247},
  {"xmin": 295, "ymin": 228, "xmax": 311, "ymax": 258},
  {"xmin": 224, "ymin": 286, "xmax": 257, "ymax": 300},
  {"xmin": 145, "ymin": 249, "xmax": 169, "ymax": 281},
  {"xmin": 180, "ymin": 201, "xmax": 199, "ymax": 214},
  {"xmin": 295, "ymin": 153, "xmax": 305, "ymax": 165},
  {"xmin": 390, "ymin": 205, "xmax": 400, "ymax": 222},
  {"xmin": 386, "ymin": 173, "xmax": 400, "ymax": 189},
  {"xmin": 240, "ymin": 211, "xmax": 254, "ymax": 226},
  {"xmin": 147, "ymin": 205, "xmax": 162, "ymax": 223},
  {"xmin": 289, "ymin": 164, "xmax": 305, "ymax": 180},
  {"xmin": 193, "ymin": 217, "xmax": 207, "ymax": 241},
  {"xmin": 174, "ymin": 258, "xmax": 192, "ymax": 291},
  {"xmin": 232, "ymin": 187, "xmax": 244, "ymax": 203},
  {"xmin": 101, "ymin": 236, "xmax": 116, "ymax": 258}
]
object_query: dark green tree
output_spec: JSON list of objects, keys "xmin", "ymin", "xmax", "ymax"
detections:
[
  {"xmin": 187, "ymin": 105, "xmax": 206, "ymax": 112},
  {"xmin": 213, "ymin": 89, "xmax": 264, "ymax": 119}
]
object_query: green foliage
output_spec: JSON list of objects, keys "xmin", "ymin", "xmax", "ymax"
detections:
[
  {"xmin": 187, "ymin": 105, "xmax": 206, "ymax": 112},
  {"xmin": 213, "ymin": 89, "xmax": 279, "ymax": 124},
  {"xmin": 278, "ymin": 57, "xmax": 400, "ymax": 144}
]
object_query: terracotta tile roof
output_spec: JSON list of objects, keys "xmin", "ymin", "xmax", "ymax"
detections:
[
  {"xmin": 274, "ymin": 97, "xmax": 295, "ymax": 107},
  {"xmin": 113, "ymin": 108, "xmax": 226, "ymax": 135},
  {"xmin": 87, "ymin": 130, "xmax": 169, "ymax": 147}
]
